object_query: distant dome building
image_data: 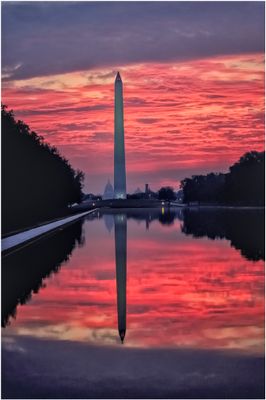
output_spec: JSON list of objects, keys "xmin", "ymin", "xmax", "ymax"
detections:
[
  {"xmin": 103, "ymin": 179, "xmax": 114, "ymax": 200},
  {"xmin": 103, "ymin": 214, "xmax": 114, "ymax": 233}
]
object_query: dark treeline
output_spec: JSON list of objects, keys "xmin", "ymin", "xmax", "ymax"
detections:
[
  {"xmin": 181, "ymin": 208, "xmax": 265, "ymax": 262},
  {"xmin": 127, "ymin": 186, "xmax": 177, "ymax": 201},
  {"xmin": 127, "ymin": 191, "xmax": 158, "ymax": 200},
  {"xmin": 2, "ymin": 220, "xmax": 84, "ymax": 327},
  {"xmin": 86, "ymin": 186, "xmax": 178, "ymax": 201},
  {"xmin": 2, "ymin": 105, "xmax": 84, "ymax": 233},
  {"xmin": 96, "ymin": 208, "xmax": 182, "ymax": 229},
  {"xmin": 181, "ymin": 151, "xmax": 265, "ymax": 205},
  {"xmin": 93, "ymin": 209, "xmax": 264, "ymax": 260},
  {"xmin": 158, "ymin": 186, "xmax": 176, "ymax": 200}
]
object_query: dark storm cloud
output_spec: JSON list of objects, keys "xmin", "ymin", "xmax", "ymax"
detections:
[
  {"xmin": 88, "ymin": 131, "xmax": 112, "ymax": 142},
  {"xmin": 136, "ymin": 118, "xmax": 162, "ymax": 124},
  {"xmin": 205, "ymin": 95, "xmax": 227, "ymax": 99},
  {"xmin": 18, "ymin": 104, "xmax": 110, "ymax": 116},
  {"xmin": 55, "ymin": 121, "xmax": 105, "ymax": 131},
  {"xmin": 2, "ymin": 2, "xmax": 264, "ymax": 80},
  {"xmin": 125, "ymin": 98, "xmax": 148, "ymax": 107}
]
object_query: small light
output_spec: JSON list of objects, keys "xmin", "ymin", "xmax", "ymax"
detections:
[{"xmin": 92, "ymin": 203, "xmax": 95, "ymax": 206}]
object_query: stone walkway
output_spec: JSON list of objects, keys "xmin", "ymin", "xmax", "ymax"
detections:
[{"xmin": 2, "ymin": 209, "xmax": 96, "ymax": 252}]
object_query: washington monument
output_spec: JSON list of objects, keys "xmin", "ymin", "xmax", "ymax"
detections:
[{"xmin": 114, "ymin": 72, "xmax": 127, "ymax": 199}]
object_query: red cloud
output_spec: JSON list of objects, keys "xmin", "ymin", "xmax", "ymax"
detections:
[{"xmin": 2, "ymin": 53, "xmax": 264, "ymax": 193}]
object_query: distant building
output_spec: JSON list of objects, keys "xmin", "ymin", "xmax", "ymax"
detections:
[
  {"xmin": 82, "ymin": 193, "xmax": 102, "ymax": 201},
  {"xmin": 145, "ymin": 183, "xmax": 149, "ymax": 194},
  {"xmin": 103, "ymin": 179, "xmax": 114, "ymax": 200},
  {"xmin": 103, "ymin": 214, "xmax": 114, "ymax": 233},
  {"xmin": 145, "ymin": 183, "xmax": 154, "ymax": 199},
  {"xmin": 82, "ymin": 193, "xmax": 95, "ymax": 201},
  {"xmin": 176, "ymin": 189, "xmax": 184, "ymax": 203}
]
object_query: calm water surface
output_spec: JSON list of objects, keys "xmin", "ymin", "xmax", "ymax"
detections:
[{"xmin": 2, "ymin": 208, "xmax": 265, "ymax": 398}]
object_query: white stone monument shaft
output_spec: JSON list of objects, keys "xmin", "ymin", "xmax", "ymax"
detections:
[{"xmin": 114, "ymin": 72, "xmax": 127, "ymax": 199}]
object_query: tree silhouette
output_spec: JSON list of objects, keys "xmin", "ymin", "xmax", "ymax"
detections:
[
  {"xmin": 2, "ymin": 105, "xmax": 84, "ymax": 233},
  {"xmin": 225, "ymin": 151, "xmax": 265, "ymax": 205},
  {"xmin": 158, "ymin": 186, "xmax": 176, "ymax": 200},
  {"xmin": 181, "ymin": 151, "xmax": 264, "ymax": 205},
  {"xmin": 181, "ymin": 208, "xmax": 264, "ymax": 262}
]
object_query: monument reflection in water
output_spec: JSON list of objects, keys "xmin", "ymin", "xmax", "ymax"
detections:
[{"xmin": 114, "ymin": 214, "xmax": 127, "ymax": 343}]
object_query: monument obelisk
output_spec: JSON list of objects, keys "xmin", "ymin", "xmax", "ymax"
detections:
[{"xmin": 114, "ymin": 72, "xmax": 126, "ymax": 199}]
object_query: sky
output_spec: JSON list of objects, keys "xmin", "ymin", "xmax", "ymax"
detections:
[{"xmin": 2, "ymin": 1, "xmax": 265, "ymax": 194}]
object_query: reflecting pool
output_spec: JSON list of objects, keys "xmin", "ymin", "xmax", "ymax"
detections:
[{"xmin": 2, "ymin": 208, "xmax": 265, "ymax": 399}]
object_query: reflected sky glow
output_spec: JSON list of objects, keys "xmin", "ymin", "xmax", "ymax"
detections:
[{"xmin": 3, "ymin": 213, "xmax": 264, "ymax": 355}]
